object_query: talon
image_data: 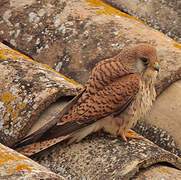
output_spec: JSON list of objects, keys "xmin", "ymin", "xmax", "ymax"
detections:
[
  {"xmin": 120, "ymin": 131, "xmax": 127, "ymax": 142},
  {"xmin": 125, "ymin": 129, "xmax": 140, "ymax": 139}
]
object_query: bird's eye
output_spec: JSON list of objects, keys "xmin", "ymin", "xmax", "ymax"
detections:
[{"xmin": 140, "ymin": 57, "xmax": 149, "ymax": 63}]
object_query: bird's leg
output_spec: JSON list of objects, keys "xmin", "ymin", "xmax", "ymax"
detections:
[
  {"xmin": 119, "ymin": 129, "xmax": 140, "ymax": 141},
  {"xmin": 125, "ymin": 129, "xmax": 140, "ymax": 139}
]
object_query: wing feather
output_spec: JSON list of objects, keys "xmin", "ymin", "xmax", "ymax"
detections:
[{"xmin": 61, "ymin": 73, "xmax": 140, "ymax": 123}]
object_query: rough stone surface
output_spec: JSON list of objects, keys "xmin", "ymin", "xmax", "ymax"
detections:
[
  {"xmin": 0, "ymin": 43, "xmax": 82, "ymax": 147},
  {"xmin": 0, "ymin": 143, "xmax": 64, "ymax": 179},
  {"xmin": 104, "ymin": 0, "xmax": 181, "ymax": 42},
  {"xmin": 134, "ymin": 121, "xmax": 181, "ymax": 157},
  {"xmin": 33, "ymin": 132, "xmax": 181, "ymax": 180}
]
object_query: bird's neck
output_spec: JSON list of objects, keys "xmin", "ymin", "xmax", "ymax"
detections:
[{"xmin": 137, "ymin": 78, "xmax": 157, "ymax": 114}]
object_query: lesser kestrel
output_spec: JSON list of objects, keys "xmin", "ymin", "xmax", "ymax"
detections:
[{"xmin": 16, "ymin": 43, "xmax": 159, "ymax": 156}]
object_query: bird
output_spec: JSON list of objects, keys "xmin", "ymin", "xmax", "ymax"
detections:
[{"xmin": 15, "ymin": 43, "xmax": 159, "ymax": 156}]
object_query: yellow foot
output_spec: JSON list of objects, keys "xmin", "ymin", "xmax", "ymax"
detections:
[
  {"xmin": 120, "ymin": 130, "xmax": 140, "ymax": 142},
  {"xmin": 126, "ymin": 130, "xmax": 140, "ymax": 139}
]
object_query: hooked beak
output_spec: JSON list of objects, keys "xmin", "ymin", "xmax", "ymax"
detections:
[{"xmin": 152, "ymin": 61, "xmax": 159, "ymax": 72}]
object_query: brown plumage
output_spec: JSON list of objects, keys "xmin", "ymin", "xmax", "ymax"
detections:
[{"xmin": 16, "ymin": 43, "xmax": 159, "ymax": 156}]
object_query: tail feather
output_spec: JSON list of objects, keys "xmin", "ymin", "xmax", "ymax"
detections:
[
  {"xmin": 16, "ymin": 134, "xmax": 71, "ymax": 156},
  {"xmin": 16, "ymin": 119, "xmax": 105, "ymax": 156}
]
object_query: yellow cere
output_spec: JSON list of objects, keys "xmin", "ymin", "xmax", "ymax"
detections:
[
  {"xmin": 84, "ymin": 0, "xmax": 146, "ymax": 24},
  {"xmin": 153, "ymin": 61, "xmax": 158, "ymax": 66}
]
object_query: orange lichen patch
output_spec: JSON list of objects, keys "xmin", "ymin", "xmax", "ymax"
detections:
[
  {"xmin": 11, "ymin": 102, "xmax": 26, "ymax": 119},
  {"xmin": 46, "ymin": 19, "xmax": 52, "ymax": 23},
  {"xmin": 0, "ymin": 91, "xmax": 27, "ymax": 121},
  {"xmin": 13, "ymin": 119, "xmax": 18, "ymax": 124},
  {"xmin": 0, "ymin": 91, "xmax": 15, "ymax": 104},
  {"xmin": 9, "ymin": 48, "xmax": 34, "ymax": 61},
  {"xmin": 157, "ymin": 167, "xmax": 171, "ymax": 174},
  {"xmin": 16, "ymin": 164, "xmax": 31, "ymax": 172},
  {"xmin": 0, "ymin": 49, "xmax": 18, "ymax": 61},
  {"xmin": 6, "ymin": 104, "xmax": 13, "ymax": 114},
  {"xmin": 0, "ymin": 147, "xmax": 28, "ymax": 163},
  {"xmin": 0, "ymin": 49, "xmax": 8, "ymax": 61},
  {"xmin": 3, "ymin": 125, "xmax": 9, "ymax": 129},
  {"xmin": 0, "ymin": 153, "xmax": 16, "ymax": 163},
  {"xmin": 0, "ymin": 146, "xmax": 7, "ymax": 151},
  {"xmin": 7, "ymin": 168, "xmax": 14, "ymax": 174},
  {"xmin": 0, "ymin": 150, "xmax": 30, "ymax": 171},
  {"xmin": 173, "ymin": 41, "xmax": 181, "ymax": 50},
  {"xmin": 85, "ymin": 0, "xmax": 146, "ymax": 25},
  {"xmin": 11, "ymin": 109, "xmax": 19, "ymax": 119},
  {"xmin": 18, "ymin": 102, "xmax": 26, "ymax": 110}
]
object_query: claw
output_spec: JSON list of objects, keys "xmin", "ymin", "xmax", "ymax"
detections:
[
  {"xmin": 125, "ymin": 129, "xmax": 140, "ymax": 139},
  {"xmin": 120, "ymin": 131, "xmax": 127, "ymax": 142},
  {"xmin": 120, "ymin": 129, "xmax": 140, "ymax": 141}
]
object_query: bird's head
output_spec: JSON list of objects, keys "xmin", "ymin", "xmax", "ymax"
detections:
[
  {"xmin": 134, "ymin": 43, "xmax": 159, "ymax": 74},
  {"xmin": 121, "ymin": 43, "xmax": 159, "ymax": 80}
]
